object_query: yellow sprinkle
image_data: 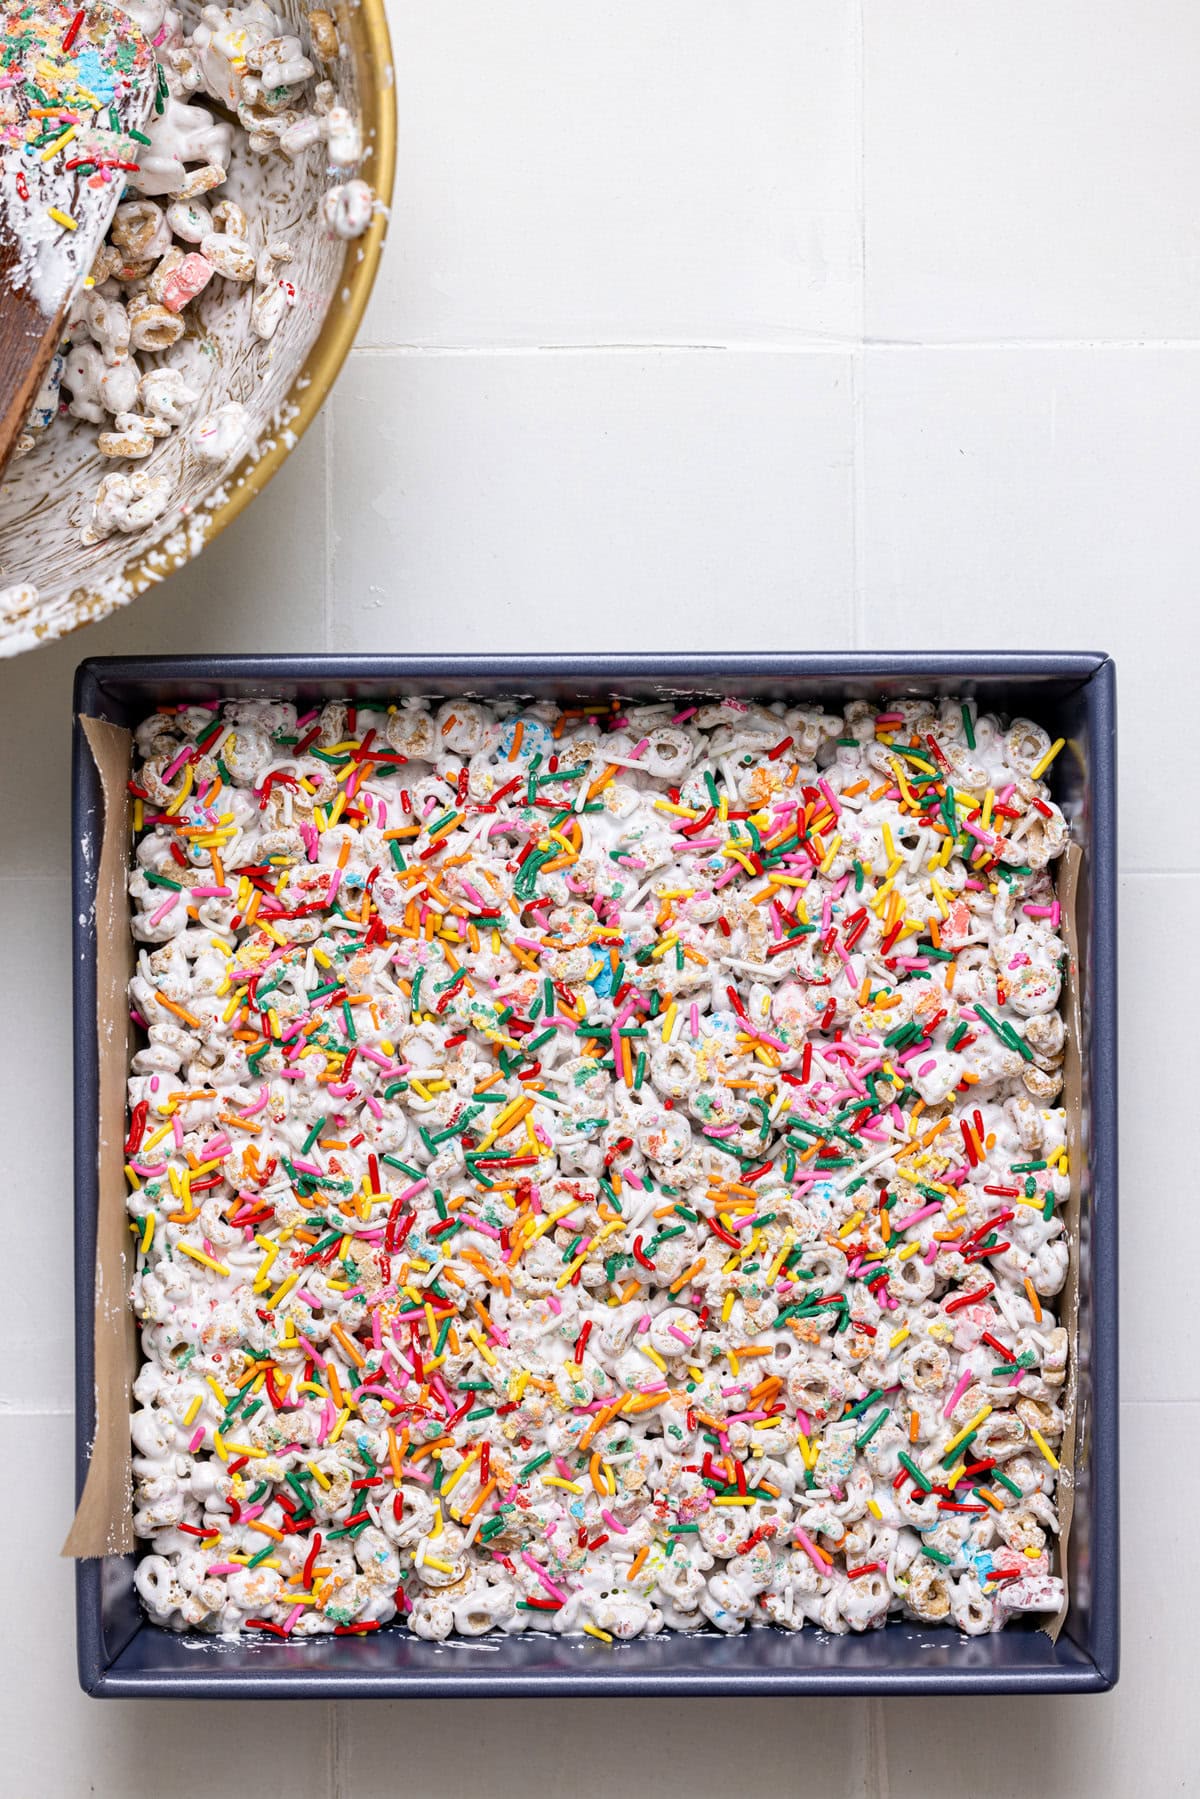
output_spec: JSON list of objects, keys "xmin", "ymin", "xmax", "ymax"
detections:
[
  {"xmin": 818, "ymin": 833, "xmax": 843, "ymax": 874},
  {"xmin": 866, "ymin": 1498, "xmax": 882, "ymax": 1520},
  {"xmin": 306, "ymin": 1461, "xmax": 331, "ymax": 1490},
  {"xmin": 766, "ymin": 1230, "xmax": 794, "ymax": 1284},
  {"xmin": 47, "ymin": 204, "xmax": 78, "ymax": 229},
  {"xmin": 329, "ymin": 1408, "xmax": 351, "ymax": 1443},
  {"xmin": 542, "ymin": 1476, "xmax": 584, "ymax": 1493},
  {"xmin": 1029, "ymin": 1426, "xmax": 1060, "ymax": 1470},
  {"xmin": 1029, "ymin": 737, "xmax": 1065, "ymax": 782},
  {"xmin": 441, "ymin": 1445, "xmax": 480, "ymax": 1497},
  {"xmin": 39, "ymin": 124, "xmax": 76, "ymax": 162},
  {"xmin": 183, "ymin": 1394, "xmax": 203, "ymax": 1427},
  {"xmin": 268, "ymin": 1269, "xmax": 301, "ymax": 1308},
  {"xmin": 467, "ymin": 1325, "xmax": 497, "ymax": 1366},
  {"xmin": 139, "ymin": 1212, "xmax": 155, "ymax": 1254},
  {"xmin": 177, "ymin": 1243, "xmax": 230, "ymax": 1277},
  {"xmin": 583, "ymin": 1623, "xmax": 614, "ymax": 1643},
  {"xmin": 712, "ymin": 1496, "xmax": 755, "ymax": 1506},
  {"xmin": 889, "ymin": 1324, "xmax": 910, "ymax": 1349},
  {"xmin": 422, "ymin": 1553, "xmax": 455, "ymax": 1574},
  {"xmin": 943, "ymin": 1404, "xmax": 992, "ymax": 1457}
]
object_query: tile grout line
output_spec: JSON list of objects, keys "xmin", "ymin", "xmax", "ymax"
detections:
[
  {"xmin": 323, "ymin": 402, "xmax": 335, "ymax": 652},
  {"xmin": 849, "ymin": 0, "xmax": 867, "ymax": 655},
  {"xmin": 329, "ymin": 1696, "xmax": 342, "ymax": 1799},
  {"xmin": 866, "ymin": 1696, "xmax": 891, "ymax": 1799},
  {"xmin": 855, "ymin": 32, "xmax": 885, "ymax": 1799},
  {"xmin": 345, "ymin": 337, "xmax": 1200, "ymax": 357}
]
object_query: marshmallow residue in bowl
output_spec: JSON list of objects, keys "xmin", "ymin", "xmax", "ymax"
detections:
[{"xmin": 0, "ymin": 0, "xmax": 392, "ymax": 654}]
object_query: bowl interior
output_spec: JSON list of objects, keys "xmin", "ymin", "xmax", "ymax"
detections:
[{"xmin": 0, "ymin": 0, "xmax": 392, "ymax": 654}]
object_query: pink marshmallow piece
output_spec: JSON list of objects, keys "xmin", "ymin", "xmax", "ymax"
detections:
[{"xmin": 162, "ymin": 252, "xmax": 215, "ymax": 314}]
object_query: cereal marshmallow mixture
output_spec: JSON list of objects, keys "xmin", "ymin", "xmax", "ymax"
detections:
[
  {"xmin": 6, "ymin": 0, "xmax": 373, "ymax": 541},
  {"xmin": 127, "ymin": 695, "xmax": 1072, "ymax": 1642}
]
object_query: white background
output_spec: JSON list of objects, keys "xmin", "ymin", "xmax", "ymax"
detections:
[{"xmin": 1, "ymin": 2, "xmax": 1193, "ymax": 1792}]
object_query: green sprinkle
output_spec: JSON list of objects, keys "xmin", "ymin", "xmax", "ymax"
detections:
[
  {"xmin": 301, "ymin": 1116, "xmax": 328, "ymax": 1156},
  {"xmin": 898, "ymin": 1452, "xmax": 932, "ymax": 1492},
  {"xmin": 843, "ymin": 1387, "xmax": 885, "ymax": 1421},
  {"xmin": 856, "ymin": 1407, "xmax": 890, "ymax": 1450}
]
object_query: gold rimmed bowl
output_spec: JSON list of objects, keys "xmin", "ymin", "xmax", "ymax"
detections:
[{"xmin": 0, "ymin": 0, "xmax": 395, "ymax": 656}]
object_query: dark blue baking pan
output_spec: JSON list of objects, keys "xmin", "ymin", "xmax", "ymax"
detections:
[{"xmin": 72, "ymin": 653, "xmax": 1118, "ymax": 1696}]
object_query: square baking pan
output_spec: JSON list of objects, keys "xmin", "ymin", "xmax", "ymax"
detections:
[{"xmin": 72, "ymin": 652, "xmax": 1118, "ymax": 1697}]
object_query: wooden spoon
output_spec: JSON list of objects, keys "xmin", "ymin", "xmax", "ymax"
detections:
[{"xmin": 0, "ymin": 0, "xmax": 158, "ymax": 475}]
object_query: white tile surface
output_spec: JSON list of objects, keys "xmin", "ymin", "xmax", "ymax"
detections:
[
  {"xmin": 2, "ymin": 1415, "xmax": 333, "ymax": 1798},
  {"xmin": 864, "ymin": 0, "xmax": 1200, "ymax": 342},
  {"xmin": 330, "ymin": 348, "xmax": 856, "ymax": 646},
  {"xmin": 858, "ymin": 344, "xmax": 1200, "ymax": 868},
  {"xmin": 339, "ymin": 1692, "xmax": 877, "ymax": 1798},
  {"xmin": 368, "ymin": 0, "xmax": 861, "ymax": 348},
  {"xmin": 881, "ymin": 1404, "xmax": 1192, "ymax": 1799},
  {"xmin": 0, "ymin": 879, "xmax": 73, "ymax": 1410},
  {"xmin": 1119, "ymin": 876, "xmax": 1197, "ymax": 1401},
  {"xmin": 9, "ymin": 2, "xmax": 1200, "ymax": 1789}
]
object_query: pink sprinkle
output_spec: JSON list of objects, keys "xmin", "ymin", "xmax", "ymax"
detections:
[
  {"xmin": 943, "ymin": 1370, "xmax": 972, "ymax": 1417},
  {"xmin": 521, "ymin": 1553, "xmax": 569, "ymax": 1603},
  {"xmin": 601, "ymin": 1508, "xmax": 627, "ymax": 1535},
  {"xmin": 162, "ymin": 744, "xmax": 195, "ymax": 782},
  {"xmin": 188, "ymin": 1427, "xmax": 205, "ymax": 1452},
  {"xmin": 794, "ymin": 1528, "xmax": 830, "ymax": 1575},
  {"xmin": 148, "ymin": 892, "xmax": 179, "ymax": 927}
]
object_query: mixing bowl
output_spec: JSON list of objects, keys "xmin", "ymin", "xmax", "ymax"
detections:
[{"xmin": 0, "ymin": 0, "xmax": 395, "ymax": 656}]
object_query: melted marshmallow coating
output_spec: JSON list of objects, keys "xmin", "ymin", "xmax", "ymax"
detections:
[{"xmin": 126, "ymin": 695, "xmax": 1071, "ymax": 1642}]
